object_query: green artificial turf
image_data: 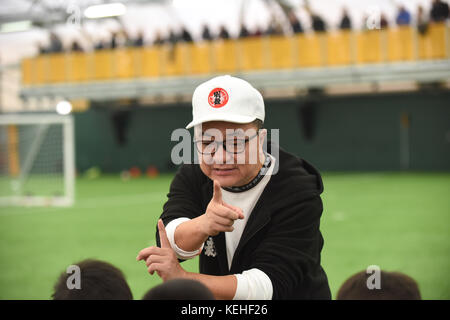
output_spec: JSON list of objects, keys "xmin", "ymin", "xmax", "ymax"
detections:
[{"xmin": 0, "ymin": 172, "xmax": 449, "ymax": 299}]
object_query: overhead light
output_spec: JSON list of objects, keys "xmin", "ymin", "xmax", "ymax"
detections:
[
  {"xmin": 0, "ymin": 20, "xmax": 32, "ymax": 33},
  {"xmin": 56, "ymin": 100, "xmax": 72, "ymax": 115},
  {"xmin": 84, "ymin": 3, "xmax": 127, "ymax": 19}
]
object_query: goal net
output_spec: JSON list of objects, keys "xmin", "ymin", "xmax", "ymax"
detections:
[{"xmin": 0, "ymin": 114, "xmax": 75, "ymax": 207}]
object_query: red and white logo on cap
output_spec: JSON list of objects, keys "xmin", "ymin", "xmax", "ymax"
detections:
[{"xmin": 208, "ymin": 88, "xmax": 229, "ymax": 108}]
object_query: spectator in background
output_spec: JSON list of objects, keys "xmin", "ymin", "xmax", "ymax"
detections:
[
  {"xmin": 110, "ymin": 30, "xmax": 133, "ymax": 48},
  {"xmin": 142, "ymin": 279, "xmax": 215, "ymax": 300},
  {"xmin": 94, "ymin": 37, "xmax": 106, "ymax": 50},
  {"xmin": 417, "ymin": 6, "xmax": 429, "ymax": 35},
  {"xmin": 266, "ymin": 17, "xmax": 283, "ymax": 36},
  {"xmin": 166, "ymin": 29, "xmax": 179, "ymax": 61},
  {"xmin": 311, "ymin": 13, "xmax": 327, "ymax": 32},
  {"xmin": 123, "ymin": 30, "xmax": 134, "ymax": 47},
  {"xmin": 252, "ymin": 26, "xmax": 263, "ymax": 37},
  {"xmin": 339, "ymin": 9, "xmax": 352, "ymax": 30},
  {"xmin": 134, "ymin": 31, "xmax": 144, "ymax": 47},
  {"xmin": 49, "ymin": 32, "xmax": 63, "ymax": 53},
  {"xmin": 110, "ymin": 31, "xmax": 118, "ymax": 49},
  {"xmin": 380, "ymin": 13, "xmax": 389, "ymax": 29},
  {"xmin": 430, "ymin": 0, "xmax": 450, "ymax": 22},
  {"xmin": 202, "ymin": 25, "xmax": 212, "ymax": 41},
  {"xmin": 37, "ymin": 42, "xmax": 48, "ymax": 54},
  {"xmin": 239, "ymin": 24, "xmax": 250, "ymax": 38},
  {"xmin": 167, "ymin": 29, "xmax": 179, "ymax": 45},
  {"xmin": 153, "ymin": 30, "xmax": 165, "ymax": 45},
  {"xmin": 70, "ymin": 41, "xmax": 84, "ymax": 52},
  {"xmin": 181, "ymin": 27, "xmax": 193, "ymax": 42},
  {"xmin": 305, "ymin": 4, "xmax": 326, "ymax": 32},
  {"xmin": 336, "ymin": 269, "xmax": 421, "ymax": 300},
  {"xmin": 52, "ymin": 259, "xmax": 133, "ymax": 300},
  {"xmin": 218, "ymin": 25, "xmax": 230, "ymax": 39},
  {"xmin": 396, "ymin": 6, "xmax": 411, "ymax": 26},
  {"xmin": 288, "ymin": 11, "xmax": 304, "ymax": 34}
]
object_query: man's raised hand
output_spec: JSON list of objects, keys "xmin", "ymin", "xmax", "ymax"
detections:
[
  {"xmin": 136, "ymin": 219, "xmax": 187, "ymax": 281},
  {"xmin": 201, "ymin": 180, "xmax": 244, "ymax": 236}
]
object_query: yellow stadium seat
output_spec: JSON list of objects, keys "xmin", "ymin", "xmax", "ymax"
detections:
[
  {"xmin": 48, "ymin": 53, "xmax": 67, "ymax": 83},
  {"xmin": 67, "ymin": 52, "xmax": 90, "ymax": 82},
  {"xmin": 213, "ymin": 39, "xmax": 238, "ymax": 73},
  {"xmin": 326, "ymin": 31, "xmax": 352, "ymax": 66},
  {"xmin": 429, "ymin": 23, "xmax": 446, "ymax": 59},
  {"xmin": 268, "ymin": 36, "xmax": 294, "ymax": 69},
  {"xmin": 114, "ymin": 48, "xmax": 134, "ymax": 79},
  {"xmin": 417, "ymin": 23, "xmax": 446, "ymax": 60},
  {"xmin": 190, "ymin": 42, "xmax": 212, "ymax": 75},
  {"xmin": 142, "ymin": 47, "xmax": 161, "ymax": 78},
  {"xmin": 417, "ymin": 31, "xmax": 432, "ymax": 60},
  {"xmin": 238, "ymin": 37, "xmax": 266, "ymax": 71},
  {"xmin": 387, "ymin": 26, "xmax": 414, "ymax": 62},
  {"xmin": 93, "ymin": 50, "xmax": 113, "ymax": 80},
  {"xmin": 22, "ymin": 24, "xmax": 445, "ymax": 87},
  {"xmin": 356, "ymin": 30, "xmax": 383, "ymax": 64},
  {"xmin": 161, "ymin": 44, "xmax": 187, "ymax": 76},
  {"xmin": 399, "ymin": 26, "xmax": 414, "ymax": 61},
  {"xmin": 21, "ymin": 58, "xmax": 33, "ymax": 85},
  {"xmin": 296, "ymin": 33, "xmax": 323, "ymax": 67},
  {"xmin": 129, "ymin": 48, "xmax": 144, "ymax": 78},
  {"xmin": 34, "ymin": 55, "xmax": 49, "ymax": 84}
]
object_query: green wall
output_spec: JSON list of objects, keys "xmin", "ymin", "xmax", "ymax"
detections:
[
  {"xmin": 75, "ymin": 105, "xmax": 191, "ymax": 173},
  {"xmin": 74, "ymin": 90, "xmax": 450, "ymax": 173}
]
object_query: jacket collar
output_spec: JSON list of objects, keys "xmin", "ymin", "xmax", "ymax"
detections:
[{"xmin": 222, "ymin": 154, "xmax": 271, "ymax": 193}]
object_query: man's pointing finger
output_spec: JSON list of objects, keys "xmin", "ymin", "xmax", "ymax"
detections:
[{"xmin": 212, "ymin": 180, "xmax": 223, "ymax": 203}]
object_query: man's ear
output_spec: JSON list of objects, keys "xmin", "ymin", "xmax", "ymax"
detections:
[
  {"xmin": 258, "ymin": 128, "xmax": 267, "ymax": 145},
  {"xmin": 258, "ymin": 128, "xmax": 267, "ymax": 165}
]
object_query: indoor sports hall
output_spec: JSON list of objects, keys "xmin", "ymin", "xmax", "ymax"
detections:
[{"xmin": 0, "ymin": 0, "xmax": 449, "ymax": 300}]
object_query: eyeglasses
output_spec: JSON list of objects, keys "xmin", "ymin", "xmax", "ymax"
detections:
[{"xmin": 194, "ymin": 133, "xmax": 258, "ymax": 155}]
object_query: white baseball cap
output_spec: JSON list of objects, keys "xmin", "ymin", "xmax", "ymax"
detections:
[{"xmin": 186, "ymin": 75, "xmax": 265, "ymax": 129}]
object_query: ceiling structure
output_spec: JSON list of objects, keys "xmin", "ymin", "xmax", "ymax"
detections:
[
  {"xmin": 0, "ymin": 0, "xmax": 448, "ymax": 111},
  {"xmin": 0, "ymin": 0, "xmax": 167, "ymax": 26}
]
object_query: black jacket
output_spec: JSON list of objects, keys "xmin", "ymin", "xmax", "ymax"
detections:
[{"xmin": 157, "ymin": 147, "xmax": 331, "ymax": 299}]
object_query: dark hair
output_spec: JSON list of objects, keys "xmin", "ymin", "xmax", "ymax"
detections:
[
  {"xmin": 142, "ymin": 279, "xmax": 215, "ymax": 300},
  {"xmin": 336, "ymin": 270, "xmax": 421, "ymax": 300},
  {"xmin": 252, "ymin": 119, "xmax": 264, "ymax": 130},
  {"xmin": 52, "ymin": 259, "xmax": 133, "ymax": 300}
]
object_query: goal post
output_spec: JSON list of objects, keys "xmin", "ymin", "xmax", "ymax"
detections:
[{"xmin": 0, "ymin": 114, "xmax": 75, "ymax": 207}]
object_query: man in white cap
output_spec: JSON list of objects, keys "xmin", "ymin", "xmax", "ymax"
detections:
[{"xmin": 137, "ymin": 75, "xmax": 330, "ymax": 300}]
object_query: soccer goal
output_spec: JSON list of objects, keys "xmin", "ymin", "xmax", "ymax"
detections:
[{"xmin": 0, "ymin": 114, "xmax": 75, "ymax": 207}]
